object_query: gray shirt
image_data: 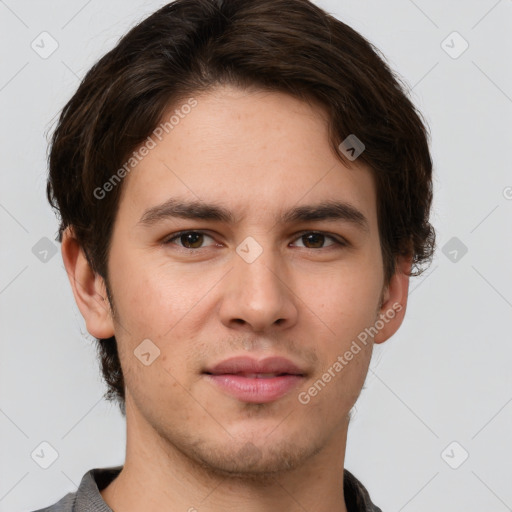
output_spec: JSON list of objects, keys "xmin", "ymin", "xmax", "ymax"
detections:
[{"xmin": 30, "ymin": 465, "xmax": 383, "ymax": 512}]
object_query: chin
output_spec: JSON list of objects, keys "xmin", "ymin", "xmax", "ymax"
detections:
[{"xmin": 187, "ymin": 436, "xmax": 322, "ymax": 482}]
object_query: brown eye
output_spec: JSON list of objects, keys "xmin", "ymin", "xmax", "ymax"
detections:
[
  {"xmin": 164, "ymin": 231, "xmax": 215, "ymax": 249},
  {"xmin": 302, "ymin": 233, "xmax": 326, "ymax": 248},
  {"xmin": 180, "ymin": 232, "xmax": 203, "ymax": 248},
  {"xmin": 292, "ymin": 231, "xmax": 344, "ymax": 249}
]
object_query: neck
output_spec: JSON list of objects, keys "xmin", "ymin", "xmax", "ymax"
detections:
[{"xmin": 100, "ymin": 396, "xmax": 350, "ymax": 512}]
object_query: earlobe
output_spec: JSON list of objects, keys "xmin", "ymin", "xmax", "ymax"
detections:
[
  {"xmin": 373, "ymin": 254, "xmax": 412, "ymax": 344},
  {"xmin": 61, "ymin": 227, "xmax": 115, "ymax": 340}
]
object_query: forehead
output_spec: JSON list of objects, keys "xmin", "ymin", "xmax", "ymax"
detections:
[{"xmin": 117, "ymin": 85, "xmax": 377, "ymax": 229}]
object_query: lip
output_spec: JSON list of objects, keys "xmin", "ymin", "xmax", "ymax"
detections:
[
  {"xmin": 203, "ymin": 356, "xmax": 306, "ymax": 403},
  {"xmin": 205, "ymin": 355, "xmax": 305, "ymax": 376}
]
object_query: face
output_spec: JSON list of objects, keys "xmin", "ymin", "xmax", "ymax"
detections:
[{"xmin": 75, "ymin": 85, "xmax": 409, "ymax": 478}]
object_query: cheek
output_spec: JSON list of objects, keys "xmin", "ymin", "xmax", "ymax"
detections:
[
  {"xmin": 307, "ymin": 267, "xmax": 381, "ymax": 395},
  {"xmin": 109, "ymin": 249, "xmax": 202, "ymax": 331},
  {"xmin": 319, "ymin": 265, "xmax": 382, "ymax": 337},
  {"xmin": 111, "ymin": 263, "xmax": 202, "ymax": 400},
  {"xmin": 109, "ymin": 259, "xmax": 226, "ymax": 385}
]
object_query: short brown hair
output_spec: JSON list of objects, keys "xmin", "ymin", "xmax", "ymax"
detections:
[{"xmin": 47, "ymin": 0, "xmax": 435, "ymax": 416}]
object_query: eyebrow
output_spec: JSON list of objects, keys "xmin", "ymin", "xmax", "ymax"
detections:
[{"xmin": 138, "ymin": 198, "xmax": 370, "ymax": 233}]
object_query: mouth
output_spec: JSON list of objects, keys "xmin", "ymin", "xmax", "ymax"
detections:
[
  {"xmin": 202, "ymin": 356, "xmax": 307, "ymax": 403},
  {"xmin": 203, "ymin": 371, "xmax": 303, "ymax": 378}
]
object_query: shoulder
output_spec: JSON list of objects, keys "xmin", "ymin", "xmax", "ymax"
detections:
[
  {"xmin": 25, "ymin": 465, "xmax": 121, "ymax": 512},
  {"xmin": 344, "ymin": 468, "xmax": 383, "ymax": 512},
  {"xmin": 25, "ymin": 490, "xmax": 76, "ymax": 512}
]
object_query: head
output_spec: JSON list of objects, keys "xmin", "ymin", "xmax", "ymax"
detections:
[{"xmin": 48, "ymin": 0, "xmax": 434, "ymax": 476}]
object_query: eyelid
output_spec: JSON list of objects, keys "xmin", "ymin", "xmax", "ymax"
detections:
[
  {"xmin": 162, "ymin": 229, "xmax": 348, "ymax": 249},
  {"xmin": 291, "ymin": 230, "xmax": 347, "ymax": 248},
  {"xmin": 162, "ymin": 230, "xmax": 217, "ymax": 247}
]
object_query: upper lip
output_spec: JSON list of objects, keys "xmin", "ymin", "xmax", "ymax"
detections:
[{"xmin": 204, "ymin": 356, "xmax": 306, "ymax": 376}]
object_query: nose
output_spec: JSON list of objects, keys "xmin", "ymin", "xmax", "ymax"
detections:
[{"xmin": 218, "ymin": 241, "xmax": 299, "ymax": 333}]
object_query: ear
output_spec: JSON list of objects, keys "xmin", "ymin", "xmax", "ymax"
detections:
[
  {"xmin": 373, "ymin": 254, "xmax": 412, "ymax": 344},
  {"xmin": 61, "ymin": 227, "xmax": 115, "ymax": 339}
]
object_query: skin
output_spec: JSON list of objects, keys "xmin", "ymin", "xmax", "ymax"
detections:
[{"xmin": 62, "ymin": 85, "xmax": 411, "ymax": 512}]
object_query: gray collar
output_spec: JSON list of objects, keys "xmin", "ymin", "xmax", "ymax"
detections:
[{"xmin": 48, "ymin": 465, "xmax": 382, "ymax": 512}]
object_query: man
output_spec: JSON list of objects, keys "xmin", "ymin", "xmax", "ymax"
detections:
[{"xmin": 34, "ymin": 0, "xmax": 435, "ymax": 510}]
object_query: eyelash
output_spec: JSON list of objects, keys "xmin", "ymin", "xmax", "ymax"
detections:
[{"xmin": 162, "ymin": 230, "xmax": 347, "ymax": 250}]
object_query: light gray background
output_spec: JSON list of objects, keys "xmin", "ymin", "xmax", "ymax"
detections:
[{"xmin": 1, "ymin": 1, "xmax": 511, "ymax": 510}]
